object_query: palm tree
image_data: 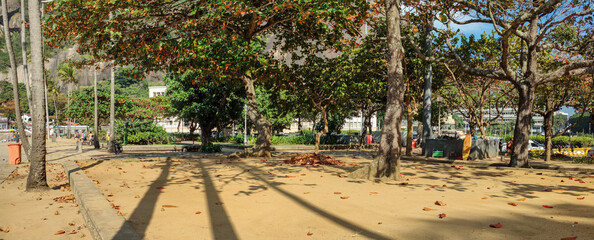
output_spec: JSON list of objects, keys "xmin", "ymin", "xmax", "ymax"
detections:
[
  {"xmin": 2, "ymin": 0, "xmax": 31, "ymax": 158},
  {"xmin": 26, "ymin": 0, "xmax": 49, "ymax": 190},
  {"xmin": 57, "ymin": 62, "xmax": 78, "ymax": 138}
]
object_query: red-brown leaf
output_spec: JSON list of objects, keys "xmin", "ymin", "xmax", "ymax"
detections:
[
  {"xmin": 508, "ymin": 202, "xmax": 518, "ymax": 206},
  {"xmin": 542, "ymin": 205, "xmax": 554, "ymax": 208},
  {"xmin": 438, "ymin": 213, "xmax": 446, "ymax": 219},
  {"xmin": 55, "ymin": 230, "xmax": 66, "ymax": 235},
  {"xmin": 423, "ymin": 207, "xmax": 437, "ymax": 211},
  {"xmin": 489, "ymin": 223, "xmax": 503, "ymax": 228},
  {"xmin": 560, "ymin": 237, "xmax": 577, "ymax": 240},
  {"xmin": 435, "ymin": 201, "xmax": 446, "ymax": 206}
]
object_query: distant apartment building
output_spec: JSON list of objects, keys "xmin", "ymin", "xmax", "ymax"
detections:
[
  {"xmin": 0, "ymin": 115, "xmax": 8, "ymax": 130},
  {"xmin": 453, "ymin": 107, "xmax": 546, "ymax": 134},
  {"xmin": 149, "ymin": 86, "xmax": 187, "ymax": 133}
]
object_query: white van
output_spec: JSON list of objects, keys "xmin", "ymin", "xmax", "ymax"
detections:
[{"xmin": 528, "ymin": 140, "xmax": 544, "ymax": 150}]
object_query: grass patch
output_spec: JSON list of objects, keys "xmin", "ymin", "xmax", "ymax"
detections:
[{"xmin": 570, "ymin": 157, "xmax": 594, "ymax": 164}]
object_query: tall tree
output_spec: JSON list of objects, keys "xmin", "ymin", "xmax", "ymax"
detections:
[
  {"xmin": 26, "ymin": 0, "xmax": 48, "ymax": 190},
  {"xmin": 410, "ymin": 0, "xmax": 594, "ymax": 167},
  {"xmin": 2, "ymin": 0, "xmax": 31, "ymax": 159},
  {"xmin": 351, "ymin": 0, "xmax": 405, "ymax": 180},
  {"xmin": 534, "ymin": 76, "xmax": 592, "ymax": 161},
  {"xmin": 45, "ymin": 0, "xmax": 370, "ymax": 157},
  {"xmin": 165, "ymin": 71, "xmax": 244, "ymax": 147},
  {"xmin": 56, "ymin": 62, "xmax": 78, "ymax": 138}
]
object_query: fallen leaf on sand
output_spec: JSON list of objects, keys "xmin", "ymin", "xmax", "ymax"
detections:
[
  {"xmin": 55, "ymin": 230, "xmax": 66, "ymax": 235},
  {"xmin": 156, "ymin": 187, "xmax": 165, "ymax": 189},
  {"xmin": 544, "ymin": 188, "xmax": 552, "ymax": 192},
  {"xmin": 215, "ymin": 202, "xmax": 224, "ymax": 205},
  {"xmin": 489, "ymin": 223, "xmax": 503, "ymax": 228},
  {"xmin": 517, "ymin": 198, "xmax": 526, "ymax": 201},
  {"xmin": 303, "ymin": 192, "xmax": 310, "ymax": 194},
  {"xmin": 307, "ymin": 232, "xmax": 313, "ymax": 236},
  {"xmin": 560, "ymin": 237, "xmax": 577, "ymax": 240},
  {"xmin": 107, "ymin": 193, "xmax": 113, "ymax": 197},
  {"xmin": 536, "ymin": 172, "xmax": 543, "ymax": 175},
  {"xmin": 435, "ymin": 201, "xmax": 446, "ymax": 206},
  {"xmin": 54, "ymin": 211, "xmax": 60, "ymax": 215},
  {"xmin": 378, "ymin": 222, "xmax": 382, "ymax": 224},
  {"xmin": 334, "ymin": 192, "xmax": 341, "ymax": 194},
  {"xmin": 162, "ymin": 205, "xmax": 177, "ymax": 208},
  {"xmin": 340, "ymin": 196, "xmax": 350, "ymax": 199},
  {"xmin": 574, "ymin": 221, "xmax": 578, "ymax": 224},
  {"xmin": 424, "ymin": 188, "xmax": 431, "ymax": 191},
  {"xmin": 134, "ymin": 195, "xmax": 140, "ymax": 198},
  {"xmin": 482, "ymin": 197, "xmax": 488, "ymax": 199},
  {"xmin": 400, "ymin": 182, "xmax": 409, "ymax": 185},
  {"xmin": 370, "ymin": 192, "xmax": 379, "ymax": 195},
  {"xmin": 508, "ymin": 202, "xmax": 518, "ymax": 206},
  {"xmin": 68, "ymin": 230, "xmax": 77, "ymax": 234},
  {"xmin": 423, "ymin": 207, "xmax": 437, "ymax": 211},
  {"xmin": 542, "ymin": 205, "xmax": 554, "ymax": 208},
  {"xmin": 439, "ymin": 213, "xmax": 446, "ymax": 219},
  {"xmin": 68, "ymin": 222, "xmax": 75, "ymax": 226},
  {"xmin": 338, "ymin": 175, "xmax": 345, "ymax": 178},
  {"xmin": 195, "ymin": 211, "xmax": 202, "ymax": 214},
  {"xmin": 577, "ymin": 197, "xmax": 585, "ymax": 200}
]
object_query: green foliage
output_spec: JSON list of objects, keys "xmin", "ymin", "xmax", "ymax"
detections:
[
  {"xmin": 569, "ymin": 112, "xmax": 592, "ymax": 134},
  {"xmin": 256, "ymin": 84, "xmax": 294, "ymax": 133},
  {"xmin": 66, "ymin": 86, "xmax": 132, "ymax": 127},
  {"xmin": 529, "ymin": 135, "xmax": 594, "ymax": 147},
  {"xmin": 571, "ymin": 157, "xmax": 593, "ymax": 164},
  {"xmin": 314, "ymin": 113, "xmax": 346, "ymax": 134},
  {"xmin": 114, "ymin": 67, "xmax": 149, "ymax": 98},
  {"xmin": 117, "ymin": 119, "xmax": 168, "ymax": 145},
  {"xmin": 165, "ymin": 70, "xmax": 244, "ymax": 145},
  {"xmin": 200, "ymin": 144, "xmax": 221, "ymax": 153}
]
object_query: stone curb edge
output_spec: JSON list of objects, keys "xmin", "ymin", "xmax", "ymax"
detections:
[
  {"xmin": 401, "ymin": 156, "xmax": 594, "ymax": 173},
  {"xmin": 62, "ymin": 160, "xmax": 141, "ymax": 240}
]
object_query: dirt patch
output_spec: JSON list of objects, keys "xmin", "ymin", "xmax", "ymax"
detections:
[
  {"xmin": 74, "ymin": 155, "xmax": 594, "ymax": 239},
  {"xmin": 0, "ymin": 162, "xmax": 91, "ymax": 239}
]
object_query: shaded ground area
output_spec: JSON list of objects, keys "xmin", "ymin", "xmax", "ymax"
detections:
[
  {"xmin": 0, "ymin": 162, "xmax": 91, "ymax": 239},
  {"xmin": 77, "ymin": 153, "xmax": 594, "ymax": 240}
]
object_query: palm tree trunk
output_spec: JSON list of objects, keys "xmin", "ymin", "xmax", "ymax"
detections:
[
  {"xmin": 2, "ymin": 0, "xmax": 31, "ymax": 158},
  {"xmin": 67, "ymin": 82, "xmax": 71, "ymax": 138},
  {"xmin": 19, "ymin": 0, "xmax": 32, "ymax": 114},
  {"xmin": 25, "ymin": 0, "xmax": 49, "ymax": 190},
  {"xmin": 93, "ymin": 68, "xmax": 100, "ymax": 148}
]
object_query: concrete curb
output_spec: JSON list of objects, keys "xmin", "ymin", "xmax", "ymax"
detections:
[
  {"xmin": 401, "ymin": 156, "xmax": 594, "ymax": 173},
  {"xmin": 62, "ymin": 160, "xmax": 141, "ymax": 240}
]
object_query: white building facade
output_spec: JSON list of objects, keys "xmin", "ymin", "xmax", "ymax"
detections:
[{"xmin": 149, "ymin": 86, "xmax": 187, "ymax": 133}]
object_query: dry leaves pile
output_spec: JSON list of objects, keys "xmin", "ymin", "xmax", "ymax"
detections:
[
  {"xmin": 53, "ymin": 194, "xmax": 76, "ymax": 204},
  {"xmin": 284, "ymin": 154, "xmax": 345, "ymax": 166}
]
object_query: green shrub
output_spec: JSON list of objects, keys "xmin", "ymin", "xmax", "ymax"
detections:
[
  {"xmin": 117, "ymin": 119, "xmax": 168, "ymax": 145},
  {"xmin": 200, "ymin": 144, "xmax": 221, "ymax": 153}
]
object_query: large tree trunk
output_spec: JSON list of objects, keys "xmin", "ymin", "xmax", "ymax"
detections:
[
  {"xmin": 315, "ymin": 108, "xmax": 328, "ymax": 154},
  {"xmin": 509, "ymin": 83, "xmax": 535, "ymax": 167},
  {"xmin": 108, "ymin": 65, "xmax": 116, "ymax": 153},
  {"xmin": 241, "ymin": 75, "xmax": 272, "ymax": 157},
  {"xmin": 350, "ymin": 0, "xmax": 404, "ymax": 180},
  {"xmin": 200, "ymin": 124, "xmax": 213, "ymax": 147},
  {"xmin": 2, "ymin": 0, "xmax": 31, "ymax": 159},
  {"xmin": 93, "ymin": 69, "xmax": 100, "ymax": 149},
  {"xmin": 421, "ymin": 17, "xmax": 433, "ymax": 148},
  {"xmin": 543, "ymin": 111, "xmax": 554, "ymax": 162},
  {"xmin": 25, "ymin": 0, "xmax": 48, "ymax": 190}
]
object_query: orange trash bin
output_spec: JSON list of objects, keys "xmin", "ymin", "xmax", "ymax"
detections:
[{"xmin": 8, "ymin": 143, "xmax": 22, "ymax": 165}]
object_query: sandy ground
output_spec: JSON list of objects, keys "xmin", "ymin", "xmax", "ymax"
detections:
[
  {"xmin": 0, "ymin": 162, "xmax": 91, "ymax": 239},
  {"xmin": 75, "ymin": 153, "xmax": 594, "ymax": 240}
]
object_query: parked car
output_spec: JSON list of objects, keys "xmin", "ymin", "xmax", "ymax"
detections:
[{"xmin": 587, "ymin": 147, "xmax": 594, "ymax": 158}]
